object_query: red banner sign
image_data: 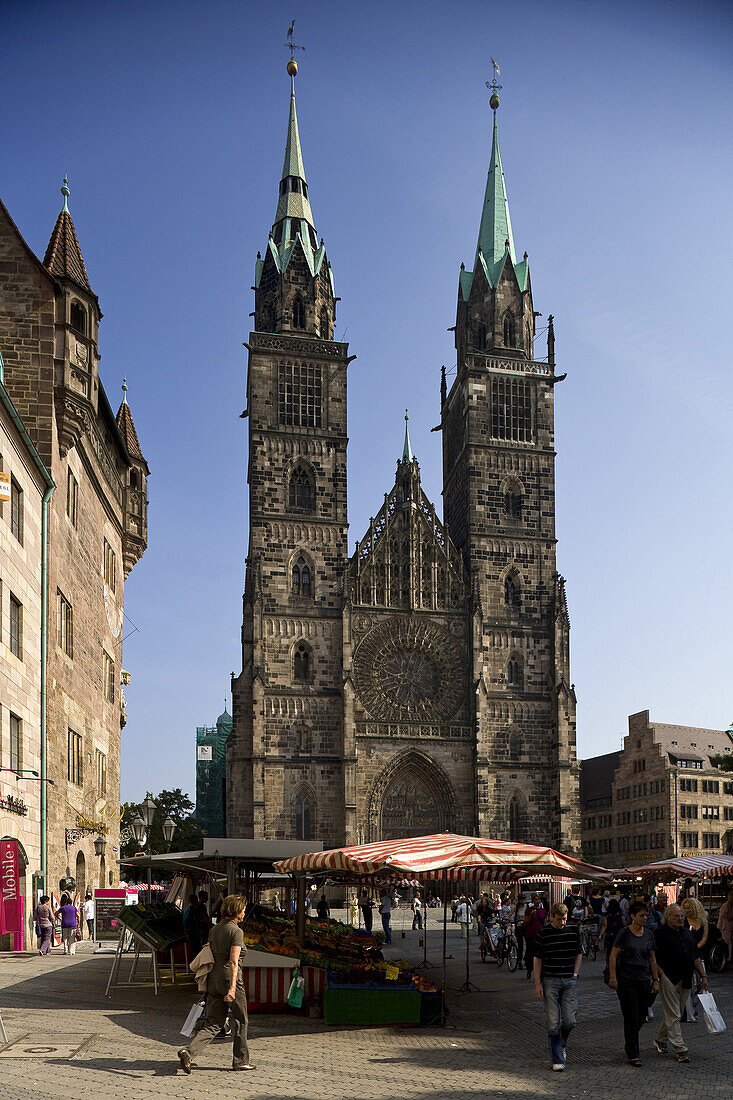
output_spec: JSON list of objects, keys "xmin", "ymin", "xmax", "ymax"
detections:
[{"xmin": 0, "ymin": 839, "xmax": 20, "ymax": 934}]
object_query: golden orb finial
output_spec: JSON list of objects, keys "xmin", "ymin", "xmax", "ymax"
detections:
[
  {"xmin": 490, "ymin": 92, "xmax": 500, "ymax": 111},
  {"xmin": 287, "ymin": 58, "xmax": 298, "ymax": 77}
]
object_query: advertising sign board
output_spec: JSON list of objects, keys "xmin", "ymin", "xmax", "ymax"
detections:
[
  {"xmin": 93, "ymin": 888, "xmax": 127, "ymax": 941},
  {"xmin": 0, "ymin": 839, "xmax": 21, "ymax": 934}
]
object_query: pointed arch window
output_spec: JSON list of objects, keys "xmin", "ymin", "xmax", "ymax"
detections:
[
  {"xmin": 504, "ymin": 574, "xmax": 521, "ymax": 610},
  {"xmin": 509, "ymin": 795, "xmax": 524, "ymax": 841},
  {"xmin": 293, "ymin": 641, "xmax": 311, "ymax": 681},
  {"xmin": 503, "ymin": 312, "xmax": 515, "ymax": 348},
  {"xmin": 504, "ymin": 485, "xmax": 522, "ymax": 519},
  {"xmin": 295, "ymin": 789, "xmax": 313, "ymax": 840},
  {"xmin": 292, "ymin": 294, "xmax": 306, "ymax": 329},
  {"xmin": 70, "ymin": 301, "xmax": 87, "ymax": 335},
  {"xmin": 320, "ymin": 306, "xmax": 330, "ymax": 340},
  {"xmin": 474, "ymin": 322, "xmax": 487, "ymax": 351},
  {"xmin": 292, "ymin": 555, "xmax": 312, "ymax": 598},
  {"xmin": 507, "ymin": 657, "xmax": 522, "ymax": 688},
  {"xmin": 289, "ymin": 465, "xmax": 314, "ymax": 511},
  {"xmin": 509, "ymin": 732, "xmax": 521, "ymax": 760}
]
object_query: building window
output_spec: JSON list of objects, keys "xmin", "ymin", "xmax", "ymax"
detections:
[
  {"xmin": 680, "ymin": 778, "xmax": 698, "ymax": 793},
  {"xmin": 680, "ymin": 831, "xmax": 698, "ymax": 849},
  {"xmin": 292, "ymin": 555, "xmax": 312, "ymax": 597},
  {"xmin": 278, "ymin": 362, "xmax": 322, "ymax": 428},
  {"xmin": 724, "ymin": 782, "xmax": 733, "ymax": 796},
  {"xmin": 319, "ymin": 306, "xmax": 330, "ymax": 339},
  {"xmin": 508, "ymin": 733, "xmax": 521, "ymax": 760},
  {"xmin": 67, "ymin": 468, "xmax": 78, "ymax": 526},
  {"xmin": 504, "ymin": 489, "xmax": 522, "ymax": 519},
  {"xmin": 504, "ymin": 574, "xmax": 520, "ymax": 609},
  {"xmin": 507, "ymin": 658, "xmax": 522, "ymax": 688},
  {"xmin": 9, "ymin": 594, "xmax": 22, "ymax": 659},
  {"xmin": 702, "ymin": 780, "xmax": 720, "ymax": 794},
  {"xmin": 289, "ymin": 466, "xmax": 314, "ymax": 511},
  {"xmin": 702, "ymin": 832, "xmax": 719, "ymax": 849},
  {"xmin": 490, "ymin": 377, "xmax": 532, "ymax": 442},
  {"xmin": 70, "ymin": 300, "xmax": 87, "ymax": 334},
  {"xmin": 474, "ymin": 321, "xmax": 487, "ymax": 350},
  {"xmin": 701, "ymin": 805, "xmax": 720, "ymax": 819},
  {"xmin": 104, "ymin": 539, "xmax": 116, "ymax": 593},
  {"xmin": 292, "ymin": 293, "xmax": 306, "ymax": 329},
  {"xmin": 9, "ymin": 713, "xmax": 22, "ymax": 774},
  {"xmin": 723, "ymin": 807, "xmax": 733, "ymax": 821},
  {"xmin": 10, "ymin": 477, "xmax": 23, "ymax": 543},
  {"xmin": 103, "ymin": 650, "xmax": 115, "ymax": 703},
  {"xmin": 57, "ymin": 590, "xmax": 73, "ymax": 658},
  {"xmin": 96, "ymin": 749, "xmax": 107, "ymax": 795},
  {"xmin": 68, "ymin": 729, "xmax": 83, "ymax": 785},
  {"xmin": 293, "ymin": 642, "xmax": 311, "ymax": 681},
  {"xmin": 295, "ymin": 790, "xmax": 313, "ymax": 840},
  {"xmin": 680, "ymin": 804, "xmax": 698, "ymax": 819},
  {"xmin": 503, "ymin": 312, "xmax": 515, "ymax": 347}
]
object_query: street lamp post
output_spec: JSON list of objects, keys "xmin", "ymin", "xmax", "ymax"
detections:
[
  {"xmin": 140, "ymin": 793, "xmax": 157, "ymax": 898},
  {"xmin": 162, "ymin": 815, "xmax": 176, "ymax": 852},
  {"xmin": 93, "ymin": 834, "xmax": 107, "ymax": 889}
]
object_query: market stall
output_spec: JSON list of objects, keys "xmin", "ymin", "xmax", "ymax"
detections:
[{"xmin": 274, "ymin": 833, "xmax": 612, "ymax": 1023}]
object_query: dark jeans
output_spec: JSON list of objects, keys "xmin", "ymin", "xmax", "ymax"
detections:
[
  {"xmin": 525, "ymin": 936, "xmax": 536, "ymax": 976},
  {"xmin": 515, "ymin": 926, "xmax": 525, "ymax": 965},
  {"xmin": 360, "ymin": 905, "xmax": 373, "ymax": 934},
  {"xmin": 412, "ymin": 911, "xmax": 422, "ymax": 930},
  {"xmin": 381, "ymin": 912, "xmax": 391, "ymax": 944},
  {"xmin": 187, "ymin": 985, "xmax": 249, "ymax": 1067},
  {"xmin": 542, "ymin": 977, "xmax": 578, "ymax": 1065},
  {"xmin": 616, "ymin": 978, "xmax": 650, "ymax": 1059}
]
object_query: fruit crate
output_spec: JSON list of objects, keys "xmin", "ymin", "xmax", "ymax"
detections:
[{"xmin": 323, "ymin": 984, "xmax": 420, "ymax": 1026}]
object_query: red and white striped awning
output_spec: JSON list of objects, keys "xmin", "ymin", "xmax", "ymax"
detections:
[
  {"xmin": 272, "ymin": 833, "xmax": 611, "ymax": 881},
  {"xmin": 621, "ymin": 855, "xmax": 733, "ymax": 881}
]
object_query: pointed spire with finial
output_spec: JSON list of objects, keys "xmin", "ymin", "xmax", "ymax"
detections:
[
  {"xmin": 402, "ymin": 409, "xmax": 415, "ymax": 464},
  {"xmin": 43, "ymin": 176, "xmax": 93, "ymax": 292},
  {"xmin": 121, "ymin": 377, "xmax": 128, "ymax": 405}
]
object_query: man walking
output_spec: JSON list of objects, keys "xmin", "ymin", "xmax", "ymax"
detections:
[
  {"xmin": 379, "ymin": 889, "xmax": 395, "ymax": 944},
  {"xmin": 359, "ymin": 888, "xmax": 373, "ymax": 934},
  {"xmin": 411, "ymin": 892, "xmax": 423, "ymax": 931},
  {"xmin": 654, "ymin": 904, "xmax": 709, "ymax": 1063},
  {"xmin": 533, "ymin": 903, "xmax": 582, "ymax": 1072}
]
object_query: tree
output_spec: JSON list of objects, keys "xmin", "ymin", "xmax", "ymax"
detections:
[
  {"xmin": 710, "ymin": 754, "xmax": 733, "ymax": 773},
  {"xmin": 120, "ymin": 788, "xmax": 203, "ymax": 861}
]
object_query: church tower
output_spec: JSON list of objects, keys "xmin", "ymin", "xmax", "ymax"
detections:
[
  {"xmin": 228, "ymin": 60, "xmax": 351, "ymax": 845},
  {"xmin": 441, "ymin": 91, "xmax": 579, "ymax": 851}
]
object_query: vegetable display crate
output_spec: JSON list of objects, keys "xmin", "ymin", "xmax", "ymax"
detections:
[
  {"xmin": 323, "ymin": 984, "xmax": 420, "ymax": 1026},
  {"xmin": 419, "ymin": 991, "xmax": 443, "ymax": 1025}
]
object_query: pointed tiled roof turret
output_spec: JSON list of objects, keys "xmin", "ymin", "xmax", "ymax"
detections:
[
  {"xmin": 116, "ymin": 378, "xmax": 148, "ymax": 470},
  {"xmin": 459, "ymin": 98, "xmax": 529, "ymax": 301},
  {"xmin": 43, "ymin": 178, "xmax": 93, "ymax": 292}
]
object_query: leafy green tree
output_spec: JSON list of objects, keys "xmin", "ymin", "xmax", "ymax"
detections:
[
  {"xmin": 120, "ymin": 788, "xmax": 203, "ymax": 860},
  {"xmin": 711, "ymin": 753, "xmax": 733, "ymax": 773}
]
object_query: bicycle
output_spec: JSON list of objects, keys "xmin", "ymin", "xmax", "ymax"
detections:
[{"xmin": 579, "ymin": 919, "xmax": 597, "ymax": 961}]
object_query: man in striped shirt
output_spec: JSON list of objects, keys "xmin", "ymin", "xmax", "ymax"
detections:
[{"xmin": 533, "ymin": 903, "xmax": 582, "ymax": 1071}]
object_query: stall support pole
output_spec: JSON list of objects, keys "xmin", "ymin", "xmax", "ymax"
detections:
[
  {"xmin": 440, "ymin": 870, "xmax": 448, "ymax": 1025},
  {"xmin": 295, "ymin": 873, "xmax": 306, "ymax": 947},
  {"xmin": 458, "ymin": 892, "xmax": 479, "ymax": 995},
  {"xmin": 227, "ymin": 858, "xmax": 236, "ymax": 895},
  {"xmin": 415, "ymin": 889, "xmax": 436, "ymax": 970}
]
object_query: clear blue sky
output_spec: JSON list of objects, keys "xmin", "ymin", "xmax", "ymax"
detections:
[{"xmin": 3, "ymin": 0, "xmax": 732, "ymax": 804}]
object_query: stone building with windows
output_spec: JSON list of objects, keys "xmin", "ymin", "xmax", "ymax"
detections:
[
  {"xmin": 0, "ymin": 185, "xmax": 148, "ymax": 902},
  {"xmin": 196, "ymin": 708, "xmax": 232, "ymax": 838},
  {"xmin": 228, "ymin": 66, "xmax": 579, "ymax": 851},
  {"xmin": 0, "ymin": 363, "xmax": 54, "ymax": 943},
  {"xmin": 581, "ymin": 710, "xmax": 733, "ymax": 867}
]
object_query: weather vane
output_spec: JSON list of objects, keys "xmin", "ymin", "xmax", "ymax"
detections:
[
  {"xmin": 284, "ymin": 19, "xmax": 306, "ymax": 60},
  {"xmin": 486, "ymin": 58, "xmax": 502, "ymax": 109}
]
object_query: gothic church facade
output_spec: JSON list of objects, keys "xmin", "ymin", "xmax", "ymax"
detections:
[{"xmin": 228, "ymin": 67, "xmax": 580, "ymax": 853}]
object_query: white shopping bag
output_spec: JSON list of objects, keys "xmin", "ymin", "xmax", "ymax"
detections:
[
  {"xmin": 180, "ymin": 999, "xmax": 206, "ymax": 1037},
  {"xmin": 697, "ymin": 991, "xmax": 726, "ymax": 1035}
]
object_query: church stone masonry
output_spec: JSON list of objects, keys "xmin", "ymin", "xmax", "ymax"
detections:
[{"xmin": 228, "ymin": 66, "xmax": 580, "ymax": 853}]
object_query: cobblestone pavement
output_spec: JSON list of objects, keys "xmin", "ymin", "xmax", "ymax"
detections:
[{"xmin": 0, "ymin": 920, "xmax": 730, "ymax": 1099}]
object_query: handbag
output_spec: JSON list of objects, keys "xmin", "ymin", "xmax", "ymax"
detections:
[
  {"xmin": 697, "ymin": 991, "xmax": 726, "ymax": 1034},
  {"xmin": 287, "ymin": 967, "xmax": 304, "ymax": 1009},
  {"xmin": 75, "ymin": 928, "xmax": 82, "ymax": 941},
  {"xmin": 180, "ymin": 999, "xmax": 206, "ymax": 1037}
]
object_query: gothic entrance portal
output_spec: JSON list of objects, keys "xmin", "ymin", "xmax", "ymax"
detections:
[
  {"xmin": 369, "ymin": 750, "xmax": 458, "ymax": 842},
  {"xmin": 380, "ymin": 771, "xmax": 442, "ymax": 841}
]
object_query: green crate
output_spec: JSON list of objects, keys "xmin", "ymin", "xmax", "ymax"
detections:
[{"xmin": 323, "ymin": 987, "xmax": 420, "ymax": 1026}]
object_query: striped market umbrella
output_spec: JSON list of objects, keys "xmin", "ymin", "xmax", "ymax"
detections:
[
  {"xmin": 273, "ymin": 832, "xmax": 611, "ymax": 880},
  {"xmin": 621, "ymin": 854, "xmax": 733, "ymax": 881}
]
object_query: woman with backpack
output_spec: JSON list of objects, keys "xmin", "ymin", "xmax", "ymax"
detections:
[
  {"xmin": 607, "ymin": 900, "xmax": 660, "ymax": 1066},
  {"xmin": 599, "ymin": 897, "xmax": 624, "ymax": 963}
]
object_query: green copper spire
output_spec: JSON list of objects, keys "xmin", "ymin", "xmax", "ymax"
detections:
[
  {"xmin": 274, "ymin": 67, "xmax": 315, "ymax": 233},
  {"xmin": 475, "ymin": 108, "xmax": 516, "ymax": 270},
  {"xmin": 402, "ymin": 409, "xmax": 415, "ymax": 464}
]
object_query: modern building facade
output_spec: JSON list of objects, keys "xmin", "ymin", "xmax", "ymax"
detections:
[
  {"xmin": 581, "ymin": 710, "xmax": 733, "ymax": 866},
  {"xmin": 196, "ymin": 708, "xmax": 231, "ymax": 838},
  {"xmin": 0, "ymin": 185, "xmax": 148, "ymax": 905},
  {"xmin": 228, "ymin": 66, "xmax": 579, "ymax": 851}
]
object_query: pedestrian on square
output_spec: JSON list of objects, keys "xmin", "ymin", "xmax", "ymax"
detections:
[
  {"xmin": 524, "ymin": 893, "xmax": 547, "ymax": 979},
  {"xmin": 599, "ymin": 898, "xmax": 624, "ymax": 963},
  {"xmin": 451, "ymin": 897, "xmax": 459, "ymax": 923},
  {"xmin": 316, "ymin": 893, "xmax": 330, "ymax": 919},
  {"xmin": 349, "ymin": 893, "xmax": 359, "ymax": 927},
  {"xmin": 411, "ymin": 892, "xmax": 423, "ymax": 931},
  {"xmin": 716, "ymin": 889, "xmax": 733, "ymax": 962},
  {"xmin": 379, "ymin": 889, "xmax": 395, "ymax": 944},
  {"xmin": 513, "ymin": 893, "xmax": 527, "ymax": 966},
  {"xmin": 359, "ymin": 888, "xmax": 373, "ymax": 934},
  {"xmin": 681, "ymin": 897, "xmax": 708, "ymax": 1022},
  {"xmin": 35, "ymin": 895, "xmax": 53, "ymax": 955},
  {"xmin": 653, "ymin": 904, "xmax": 709, "ymax": 1063},
  {"xmin": 475, "ymin": 894, "xmax": 492, "ymax": 936},
  {"xmin": 608, "ymin": 900, "xmax": 660, "ymax": 1066},
  {"xmin": 456, "ymin": 896, "xmax": 469, "ymax": 938},
  {"xmin": 533, "ymin": 902, "xmax": 582, "ymax": 1072},
  {"xmin": 178, "ymin": 894, "xmax": 254, "ymax": 1074},
  {"xmin": 83, "ymin": 892, "xmax": 95, "ymax": 939},
  {"xmin": 59, "ymin": 892, "xmax": 78, "ymax": 955}
]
